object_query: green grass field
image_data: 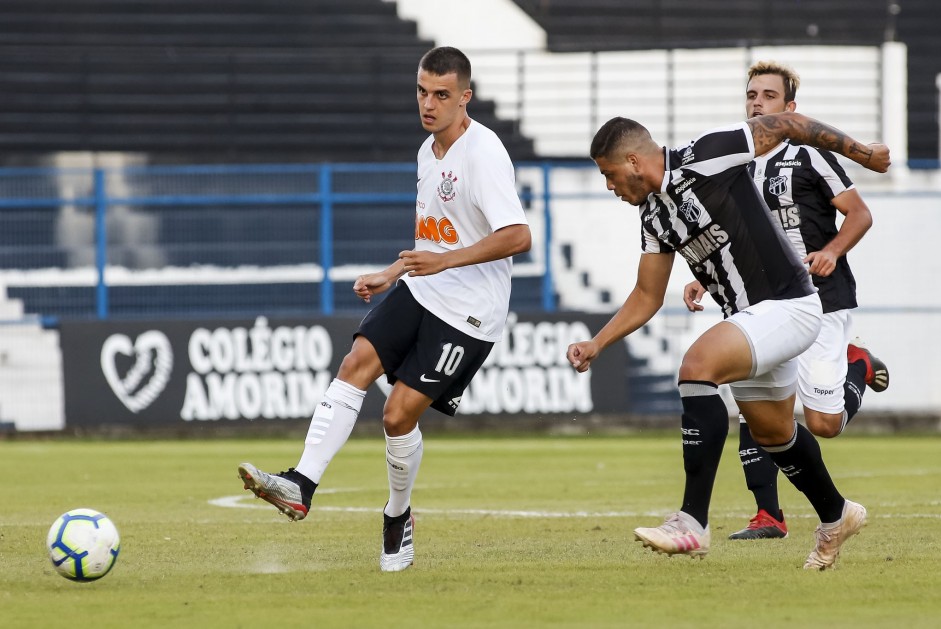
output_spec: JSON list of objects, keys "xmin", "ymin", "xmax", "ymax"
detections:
[{"xmin": 2, "ymin": 433, "xmax": 939, "ymax": 628}]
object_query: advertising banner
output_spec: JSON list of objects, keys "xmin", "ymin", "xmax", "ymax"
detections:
[{"xmin": 60, "ymin": 313, "xmax": 678, "ymax": 428}]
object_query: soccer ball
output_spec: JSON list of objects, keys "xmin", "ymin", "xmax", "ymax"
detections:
[{"xmin": 46, "ymin": 508, "xmax": 121, "ymax": 581}]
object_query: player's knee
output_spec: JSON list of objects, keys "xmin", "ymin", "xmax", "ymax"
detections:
[
  {"xmin": 383, "ymin": 412, "xmax": 417, "ymax": 437},
  {"xmin": 804, "ymin": 412, "xmax": 842, "ymax": 439},
  {"xmin": 678, "ymin": 352, "xmax": 713, "ymax": 382},
  {"xmin": 336, "ymin": 346, "xmax": 382, "ymax": 388},
  {"xmin": 745, "ymin": 424, "xmax": 776, "ymax": 446},
  {"xmin": 338, "ymin": 350, "xmax": 365, "ymax": 374}
]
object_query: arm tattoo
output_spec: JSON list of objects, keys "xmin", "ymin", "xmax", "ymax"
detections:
[
  {"xmin": 845, "ymin": 141, "xmax": 874, "ymax": 163},
  {"xmin": 748, "ymin": 114, "xmax": 872, "ymax": 164}
]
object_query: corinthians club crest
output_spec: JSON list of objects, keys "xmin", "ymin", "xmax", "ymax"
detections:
[{"xmin": 438, "ymin": 170, "xmax": 458, "ymax": 202}]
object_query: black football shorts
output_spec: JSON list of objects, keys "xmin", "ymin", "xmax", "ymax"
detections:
[{"xmin": 356, "ymin": 281, "xmax": 493, "ymax": 416}]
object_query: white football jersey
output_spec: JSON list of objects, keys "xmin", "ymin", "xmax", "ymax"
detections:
[{"xmin": 401, "ymin": 120, "xmax": 527, "ymax": 341}]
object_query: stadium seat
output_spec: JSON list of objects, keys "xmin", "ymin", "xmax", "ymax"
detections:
[{"xmin": 0, "ymin": 0, "xmax": 536, "ymax": 164}]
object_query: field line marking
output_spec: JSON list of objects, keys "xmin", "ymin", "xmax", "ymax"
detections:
[{"xmin": 208, "ymin": 494, "xmax": 941, "ymax": 519}]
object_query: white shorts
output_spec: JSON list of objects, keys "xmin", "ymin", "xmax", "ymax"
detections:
[
  {"xmin": 727, "ymin": 293, "xmax": 823, "ymax": 402},
  {"xmin": 797, "ymin": 309, "xmax": 853, "ymax": 414}
]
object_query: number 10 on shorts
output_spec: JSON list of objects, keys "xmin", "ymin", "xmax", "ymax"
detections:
[{"xmin": 434, "ymin": 343, "xmax": 465, "ymax": 376}]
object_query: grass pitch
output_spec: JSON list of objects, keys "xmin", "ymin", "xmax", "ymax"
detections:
[{"xmin": 1, "ymin": 432, "xmax": 939, "ymax": 628}]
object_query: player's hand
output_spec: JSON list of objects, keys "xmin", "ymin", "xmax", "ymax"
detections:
[
  {"xmin": 399, "ymin": 249, "xmax": 448, "ymax": 277},
  {"xmin": 353, "ymin": 272, "xmax": 393, "ymax": 303},
  {"xmin": 863, "ymin": 143, "xmax": 890, "ymax": 173},
  {"xmin": 683, "ymin": 281, "xmax": 706, "ymax": 312},
  {"xmin": 804, "ymin": 250, "xmax": 837, "ymax": 277},
  {"xmin": 567, "ymin": 340, "xmax": 600, "ymax": 373}
]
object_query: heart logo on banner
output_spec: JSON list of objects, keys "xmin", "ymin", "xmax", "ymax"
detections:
[{"xmin": 100, "ymin": 331, "xmax": 174, "ymax": 413}]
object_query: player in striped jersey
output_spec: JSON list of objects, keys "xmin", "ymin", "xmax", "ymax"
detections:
[
  {"xmin": 683, "ymin": 61, "xmax": 890, "ymax": 541},
  {"xmin": 569, "ymin": 110, "xmax": 889, "ymax": 569}
]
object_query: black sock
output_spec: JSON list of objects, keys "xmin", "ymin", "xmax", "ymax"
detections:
[
  {"xmin": 383, "ymin": 505, "xmax": 411, "ymax": 525},
  {"xmin": 764, "ymin": 422, "xmax": 844, "ymax": 523},
  {"xmin": 738, "ymin": 420, "xmax": 780, "ymax": 516},
  {"xmin": 678, "ymin": 381, "xmax": 729, "ymax": 529},
  {"xmin": 843, "ymin": 360, "xmax": 867, "ymax": 424},
  {"xmin": 285, "ymin": 468, "xmax": 318, "ymax": 500}
]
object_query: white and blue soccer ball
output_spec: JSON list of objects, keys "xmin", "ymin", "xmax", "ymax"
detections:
[{"xmin": 46, "ymin": 508, "xmax": 121, "ymax": 581}]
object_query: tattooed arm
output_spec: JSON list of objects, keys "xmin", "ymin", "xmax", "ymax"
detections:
[{"xmin": 746, "ymin": 112, "xmax": 890, "ymax": 173}]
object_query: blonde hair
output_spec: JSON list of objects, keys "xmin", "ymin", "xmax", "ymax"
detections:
[{"xmin": 747, "ymin": 60, "xmax": 800, "ymax": 103}]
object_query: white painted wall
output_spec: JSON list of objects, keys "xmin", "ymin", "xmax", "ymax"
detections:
[
  {"xmin": 0, "ymin": 321, "xmax": 64, "ymax": 431},
  {"xmin": 467, "ymin": 45, "xmax": 885, "ymax": 161},
  {"xmin": 387, "ymin": 1, "xmax": 905, "ymax": 189},
  {"xmin": 385, "ymin": 0, "xmax": 546, "ymax": 50}
]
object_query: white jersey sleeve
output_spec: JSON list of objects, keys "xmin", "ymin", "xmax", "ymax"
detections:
[{"xmin": 467, "ymin": 136, "xmax": 528, "ymax": 232}]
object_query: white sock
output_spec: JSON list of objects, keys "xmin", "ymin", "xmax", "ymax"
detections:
[
  {"xmin": 295, "ymin": 379, "xmax": 366, "ymax": 483},
  {"xmin": 837, "ymin": 410, "xmax": 849, "ymax": 435},
  {"xmin": 384, "ymin": 426, "xmax": 423, "ymax": 517}
]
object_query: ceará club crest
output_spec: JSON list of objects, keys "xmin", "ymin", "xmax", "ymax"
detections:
[{"xmin": 437, "ymin": 170, "xmax": 458, "ymax": 202}]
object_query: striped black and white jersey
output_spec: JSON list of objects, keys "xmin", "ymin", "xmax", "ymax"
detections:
[
  {"xmin": 750, "ymin": 142, "xmax": 857, "ymax": 313},
  {"xmin": 640, "ymin": 121, "xmax": 814, "ymax": 318}
]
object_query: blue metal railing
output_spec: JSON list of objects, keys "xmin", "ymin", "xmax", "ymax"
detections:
[{"xmin": 0, "ymin": 162, "xmax": 560, "ymax": 321}]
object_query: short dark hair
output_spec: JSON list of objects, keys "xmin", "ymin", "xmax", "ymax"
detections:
[
  {"xmin": 418, "ymin": 47, "xmax": 472, "ymax": 88},
  {"xmin": 590, "ymin": 117, "xmax": 651, "ymax": 160}
]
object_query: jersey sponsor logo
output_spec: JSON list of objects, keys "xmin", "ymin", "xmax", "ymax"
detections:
[
  {"xmin": 673, "ymin": 176, "xmax": 697, "ymax": 195},
  {"xmin": 768, "ymin": 175, "xmax": 788, "ymax": 197},
  {"xmin": 676, "ymin": 223, "xmax": 729, "ymax": 265},
  {"xmin": 775, "ymin": 159, "xmax": 802, "ymax": 167},
  {"xmin": 437, "ymin": 170, "xmax": 458, "ymax": 202},
  {"xmin": 681, "ymin": 146, "xmax": 695, "ymax": 165},
  {"xmin": 420, "ymin": 373, "xmax": 441, "ymax": 383},
  {"xmin": 415, "ymin": 215, "xmax": 460, "ymax": 244},
  {"xmin": 772, "ymin": 205, "xmax": 801, "ymax": 229},
  {"xmin": 813, "ymin": 386, "xmax": 835, "ymax": 395},
  {"xmin": 679, "ymin": 198, "xmax": 701, "ymax": 222}
]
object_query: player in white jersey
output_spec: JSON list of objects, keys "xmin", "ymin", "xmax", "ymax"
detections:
[
  {"xmin": 682, "ymin": 61, "xmax": 890, "ymax": 541},
  {"xmin": 237, "ymin": 47, "xmax": 531, "ymax": 572},
  {"xmin": 569, "ymin": 111, "xmax": 889, "ymax": 569}
]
